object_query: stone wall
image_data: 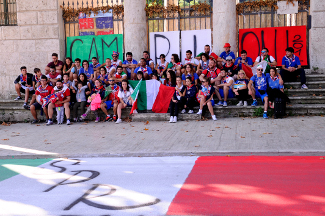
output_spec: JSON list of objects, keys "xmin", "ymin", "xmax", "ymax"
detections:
[{"xmin": 0, "ymin": 0, "xmax": 65, "ymax": 99}]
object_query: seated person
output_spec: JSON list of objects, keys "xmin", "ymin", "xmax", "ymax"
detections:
[
  {"xmin": 70, "ymin": 58, "xmax": 82, "ymax": 81},
  {"xmin": 182, "ymin": 64, "xmax": 199, "ymax": 86},
  {"xmin": 215, "ymin": 69, "xmax": 234, "ymax": 107},
  {"xmin": 90, "ymin": 57, "xmax": 102, "ymax": 78},
  {"xmin": 101, "ymin": 78, "xmax": 120, "ymax": 122},
  {"xmin": 136, "ymin": 71, "xmax": 144, "ymax": 81},
  {"xmin": 45, "ymin": 53, "xmax": 64, "ymax": 75},
  {"xmin": 169, "ymin": 76, "xmax": 186, "ymax": 123},
  {"xmin": 116, "ymin": 80, "xmax": 134, "ymax": 124},
  {"xmin": 14, "ymin": 66, "xmax": 35, "ymax": 108},
  {"xmin": 156, "ymin": 54, "xmax": 168, "ymax": 78},
  {"xmin": 280, "ymin": 47, "xmax": 308, "ymax": 89},
  {"xmin": 199, "ymin": 59, "xmax": 218, "ymax": 85},
  {"xmin": 222, "ymin": 56, "xmax": 238, "ymax": 79},
  {"xmin": 134, "ymin": 58, "xmax": 153, "ymax": 80},
  {"xmin": 197, "ymin": 53, "xmax": 209, "ymax": 75},
  {"xmin": 248, "ymin": 65, "xmax": 269, "ymax": 119},
  {"xmin": 32, "ymin": 68, "xmax": 43, "ymax": 90},
  {"xmin": 151, "ymin": 72, "xmax": 161, "ymax": 83},
  {"xmin": 182, "ymin": 50, "xmax": 199, "ymax": 73},
  {"xmin": 218, "ymin": 43, "xmax": 236, "ymax": 65},
  {"xmin": 168, "ymin": 54, "xmax": 182, "ymax": 76},
  {"xmin": 196, "ymin": 77, "xmax": 217, "ymax": 121},
  {"xmin": 235, "ymin": 50, "xmax": 253, "ymax": 70},
  {"xmin": 111, "ymin": 51, "xmax": 122, "ymax": 70},
  {"xmin": 253, "ymin": 47, "xmax": 277, "ymax": 67},
  {"xmin": 233, "ymin": 70, "xmax": 250, "ymax": 107},
  {"xmin": 62, "ymin": 73, "xmax": 72, "ymax": 89},
  {"xmin": 122, "ymin": 52, "xmax": 138, "ymax": 79},
  {"xmin": 181, "ymin": 77, "xmax": 197, "ymax": 114},
  {"xmin": 63, "ymin": 57, "xmax": 74, "ymax": 74},
  {"xmin": 46, "ymin": 66, "xmax": 62, "ymax": 86},
  {"xmin": 79, "ymin": 60, "xmax": 94, "ymax": 85},
  {"xmin": 99, "ymin": 58, "xmax": 116, "ymax": 77},
  {"xmin": 114, "ymin": 66, "xmax": 127, "ymax": 85},
  {"xmin": 164, "ymin": 70, "xmax": 176, "ymax": 87},
  {"xmin": 97, "ymin": 67, "xmax": 109, "ymax": 86},
  {"xmin": 267, "ymin": 67, "xmax": 289, "ymax": 108},
  {"xmin": 143, "ymin": 51, "xmax": 155, "ymax": 71}
]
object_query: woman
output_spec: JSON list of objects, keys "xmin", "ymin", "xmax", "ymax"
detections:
[
  {"xmin": 182, "ymin": 64, "xmax": 199, "ymax": 86},
  {"xmin": 266, "ymin": 67, "xmax": 289, "ymax": 108},
  {"xmin": 63, "ymin": 57, "xmax": 74, "ymax": 75},
  {"xmin": 168, "ymin": 54, "xmax": 182, "ymax": 76},
  {"xmin": 233, "ymin": 70, "xmax": 249, "ymax": 107},
  {"xmin": 155, "ymin": 54, "xmax": 168, "ymax": 78},
  {"xmin": 79, "ymin": 60, "xmax": 94, "ymax": 83},
  {"xmin": 197, "ymin": 53, "xmax": 209, "ymax": 75},
  {"xmin": 196, "ymin": 77, "xmax": 217, "ymax": 121},
  {"xmin": 170, "ymin": 76, "xmax": 186, "ymax": 123},
  {"xmin": 116, "ymin": 80, "xmax": 134, "ymax": 124},
  {"xmin": 164, "ymin": 70, "xmax": 176, "ymax": 87}
]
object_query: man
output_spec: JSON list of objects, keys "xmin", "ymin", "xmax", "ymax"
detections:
[
  {"xmin": 114, "ymin": 66, "xmax": 127, "ymax": 84},
  {"xmin": 134, "ymin": 58, "xmax": 153, "ymax": 80},
  {"xmin": 46, "ymin": 66, "xmax": 62, "ymax": 86},
  {"xmin": 111, "ymin": 51, "xmax": 122, "ymax": 70},
  {"xmin": 215, "ymin": 69, "xmax": 234, "ymax": 107},
  {"xmin": 99, "ymin": 58, "xmax": 116, "ymax": 77},
  {"xmin": 122, "ymin": 52, "xmax": 138, "ymax": 79},
  {"xmin": 235, "ymin": 50, "xmax": 253, "ymax": 70},
  {"xmin": 195, "ymin": 45, "xmax": 212, "ymax": 61},
  {"xmin": 218, "ymin": 43, "xmax": 236, "ymax": 64},
  {"xmin": 30, "ymin": 75, "xmax": 53, "ymax": 124},
  {"xmin": 47, "ymin": 80, "xmax": 71, "ymax": 125},
  {"xmin": 89, "ymin": 57, "xmax": 102, "ymax": 78},
  {"xmin": 248, "ymin": 65, "xmax": 269, "ymax": 119},
  {"xmin": 45, "ymin": 53, "xmax": 64, "ymax": 75},
  {"xmin": 200, "ymin": 59, "xmax": 218, "ymax": 84},
  {"xmin": 14, "ymin": 66, "xmax": 34, "ymax": 108},
  {"xmin": 70, "ymin": 58, "xmax": 82, "ymax": 80},
  {"xmin": 143, "ymin": 51, "xmax": 155, "ymax": 71},
  {"xmin": 183, "ymin": 50, "xmax": 199, "ymax": 67},
  {"xmin": 253, "ymin": 47, "xmax": 277, "ymax": 67},
  {"xmin": 280, "ymin": 47, "xmax": 308, "ymax": 89}
]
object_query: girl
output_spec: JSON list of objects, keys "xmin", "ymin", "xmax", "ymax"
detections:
[
  {"xmin": 196, "ymin": 77, "xmax": 217, "ymax": 121},
  {"xmin": 79, "ymin": 60, "xmax": 94, "ymax": 84},
  {"xmin": 168, "ymin": 54, "xmax": 182, "ymax": 76},
  {"xmin": 197, "ymin": 53, "xmax": 209, "ymax": 75},
  {"xmin": 136, "ymin": 71, "xmax": 144, "ymax": 81},
  {"xmin": 156, "ymin": 54, "xmax": 168, "ymax": 77},
  {"xmin": 266, "ymin": 67, "xmax": 289, "ymax": 108},
  {"xmin": 164, "ymin": 70, "xmax": 176, "ymax": 87},
  {"xmin": 72, "ymin": 82, "xmax": 88, "ymax": 122},
  {"xmin": 181, "ymin": 77, "xmax": 197, "ymax": 114},
  {"xmin": 63, "ymin": 57, "xmax": 74, "ymax": 74},
  {"xmin": 170, "ymin": 76, "xmax": 186, "ymax": 123},
  {"xmin": 182, "ymin": 64, "xmax": 199, "ymax": 86},
  {"xmin": 116, "ymin": 80, "xmax": 134, "ymax": 124},
  {"xmin": 233, "ymin": 70, "xmax": 249, "ymax": 107},
  {"xmin": 97, "ymin": 67, "xmax": 109, "ymax": 86},
  {"xmin": 152, "ymin": 72, "xmax": 161, "ymax": 83}
]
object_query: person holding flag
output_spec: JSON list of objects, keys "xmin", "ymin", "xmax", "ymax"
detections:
[{"xmin": 253, "ymin": 48, "xmax": 277, "ymax": 74}]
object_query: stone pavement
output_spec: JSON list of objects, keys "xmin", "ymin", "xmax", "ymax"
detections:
[{"xmin": 0, "ymin": 116, "xmax": 324, "ymax": 159}]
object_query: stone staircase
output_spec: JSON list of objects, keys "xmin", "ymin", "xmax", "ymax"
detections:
[{"xmin": 1, "ymin": 73, "xmax": 325, "ymax": 123}]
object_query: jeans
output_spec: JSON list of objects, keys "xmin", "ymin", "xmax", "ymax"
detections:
[{"xmin": 280, "ymin": 68, "xmax": 306, "ymax": 84}]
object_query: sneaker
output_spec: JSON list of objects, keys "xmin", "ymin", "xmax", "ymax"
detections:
[
  {"xmin": 243, "ymin": 101, "xmax": 248, "ymax": 107},
  {"xmin": 113, "ymin": 115, "xmax": 117, "ymax": 121},
  {"xmin": 169, "ymin": 116, "xmax": 174, "ymax": 123},
  {"xmin": 31, "ymin": 119, "xmax": 38, "ymax": 124},
  {"xmin": 263, "ymin": 112, "xmax": 268, "ymax": 119},
  {"xmin": 212, "ymin": 115, "xmax": 217, "ymax": 121},
  {"xmin": 80, "ymin": 113, "xmax": 87, "ymax": 120},
  {"xmin": 173, "ymin": 116, "xmax": 177, "ymax": 123},
  {"xmin": 115, "ymin": 118, "xmax": 122, "ymax": 124},
  {"xmin": 23, "ymin": 104, "xmax": 30, "ymax": 110},
  {"xmin": 181, "ymin": 109, "xmax": 186, "ymax": 114},
  {"xmin": 95, "ymin": 117, "xmax": 100, "ymax": 123},
  {"xmin": 46, "ymin": 120, "xmax": 53, "ymax": 126},
  {"xmin": 105, "ymin": 115, "xmax": 112, "ymax": 122},
  {"xmin": 196, "ymin": 109, "xmax": 202, "ymax": 115},
  {"xmin": 14, "ymin": 96, "xmax": 22, "ymax": 101},
  {"xmin": 73, "ymin": 118, "xmax": 78, "ymax": 122},
  {"xmin": 301, "ymin": 84, "xmax": 308, "ymax": 89},
  {"xmin": 133, "ymin": 109, "xmax": 138, "ymax": 114},
  {"xmin": 188, "ymin": 110, "xmax": 194, "ymax": 114},
  {"xmin": 66, "ymin": 120, "xmax": 71, "ymax": 125},
  {"xmin": 251, "ymin": 100, "xmax": 258, "ymax": 106},
  {"xmin": 223, "ymin": 101, "xmax": 227, "ymax": 107},
  {"xmin": 217, "ymin": 101, "xmax": 223, "ymax": 106},
  {"xmin": 237, "ymin": 101, "xmax": 243, "ymax": 106}
]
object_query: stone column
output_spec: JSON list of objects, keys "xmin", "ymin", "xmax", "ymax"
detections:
[
  {"xmin": 310, "ymin": 1, "xmax": 325, "ymax": 69},
  {"xmin": 212, "ymin": 0, "xmax": 237, "ymax": 55},
  {"xmin": 124, "ymin": 0, "xmax": 148, "ymax": 61}
]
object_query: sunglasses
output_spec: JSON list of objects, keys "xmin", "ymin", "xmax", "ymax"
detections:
[
  {"xmin": 257, "ymin": 69, "xmax": 263, "ymax": 71},
  {"xmin": 50, "ymin": 70, "xmax": 55, "ymax": 72},
  {"xmin": 226, "ymin": 60, "xmax": 232, "ymax": 61},
  {"xmin": 108, "ymin": 80, "xmax": 114, "ymax": 82},
  {"xmin": 261, "ymin": 51, "xmax": 267, "ymax": 53},
  {"xmin": 112, "ymin": 55, "xmax": 118, "ymax": 57}
]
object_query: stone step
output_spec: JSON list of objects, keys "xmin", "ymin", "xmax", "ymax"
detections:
[
  {"xmin": 299, "ymin": 74, "xmax": 325, "ymax": 82},
  {"xmin": 288, "ymin": 96, "xmax": 325, "ymax": 104},
  {"xmin": 287, "ymin": 89, "xmax": 325, "ymax": 96},
  {"xmin": 285, "ymin": 81, "xmax": 325, "ymax": 89}
]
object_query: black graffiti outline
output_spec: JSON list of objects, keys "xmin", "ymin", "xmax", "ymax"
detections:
[
  {"xmin": 154, "ymin": 34, "xmax": 171, "ymax": 65},
  {"xmin": 88, "ymin": 38, "xmax": 99, "ymax": 62},
  {"xmin": 240, "ymin": 31, "xmax": 261, "ymax": 58},
  {"xmin": 293, "ymin": 35, "xmax": 303, "ymax": 56},
  {"xmin": 102, "ymin": 37, "xmax": 118, "ymax": 63}
]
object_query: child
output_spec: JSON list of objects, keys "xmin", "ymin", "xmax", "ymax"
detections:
[
  {"xmin": 80, "ymin": 79, "xmax": 106, "ymax": 122},
  {"xmin": 170, "ymin": 76, "xmax": 186, "ymax": 123},
  {"xmin": 181, "ymin": 77, "xmax": 197, "ymax": 114},
  {"xmin": 72, "ymin": 82, "xmax": 88, "ymax": 122},
  {"xmin": 62, "ymin": 73, "xmax": 72, "ymax": 88},
  {"xmin": 216, "ymin": 69, "xmax": 234, "ymax": 107},
  {"xmin": 116, "ymin": 80, "xmax": 134, "ymax": 124},
  {"xmin": 136, "ymin": 71, "xmax": 144, "ymax": 81},
  {"xmin": 101, "ymin": 78, "xmax": 120, "ymax": 121},
  {"xmin": 233, "ymin": 70, "xmax": 249, "ymax": 107},
  {"xmin": 196, "ymin": 77, "xmax": 217, "ymax": 121}
]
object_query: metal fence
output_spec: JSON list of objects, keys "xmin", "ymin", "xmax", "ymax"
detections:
[{"xmin": 0, "ymin": 0, "xmax": 17, "ymax": 26}]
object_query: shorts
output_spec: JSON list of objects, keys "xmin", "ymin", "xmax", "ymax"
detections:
[
  {"xmin": 255, "ymin": 89, "xmax": 268, "ymax": 102},
  {"xmin": 105, "ymin": 100, "xmax": 114, "ymax": 110},
  {"xmin": 126, "ymin": 101, "xmax": 132, "ymax": 107},
  {"xmin": 20, "ymin": 86, "xmax": 35, "ymax": 94},
  {"xmin": 32, "ymin": 102, "xmax": 48, "ymax": 110},
  {"xmin": 219, "ymin": 88, "xmax": 235, "ymax": 98}
]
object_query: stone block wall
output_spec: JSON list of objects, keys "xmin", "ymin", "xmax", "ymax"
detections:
[{"xmin": 0, "ymin": 0, "xmax": 65, "ymax": 99}]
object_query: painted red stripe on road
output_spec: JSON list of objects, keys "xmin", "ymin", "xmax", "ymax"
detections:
[{"xmin": 167, "ymin": 156, "xmax": 325, "ymax": 216}]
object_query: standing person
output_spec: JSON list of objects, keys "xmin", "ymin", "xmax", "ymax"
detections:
[
  {"xmin": 170, "ymin": 76, "xmax": 186, "ymax": 123},
  {"xmin": 164, "ymin": 70, "xmax": 176, "ymax": 87},
  {"xmin": 101, "ymin": 78, "xmax": 120, "ymax": 122},
  {"xmin": 235, "ymin": 50, "xmax": 253, "ymax": 70},
  {"xmin": 253, "ymin": 47, "xmax": 277, "ymax": 67},
  {"xmin": 181, "ymin": 77, "xmax": 197, "ymax": 114},
  {"xmin": 46, "ymin": 80, "xmax": 71, "ymax": 125},
  {"xmin": 233, "ymin": 70, "xmax": 250, "ymax": 107},
  {"xmin": 218, "ymin": 43, "xmax": 236, "ymax": 64},
  {"xmin": 46, "ymin": 66, "xmax": 62, "ymax": 86},
  {"xmin": 143, "ymin": 51, "xmax": 155, "ymax": 71},
  {"xmin": 122, "ymin": 52, "xmax": 138, "ymax": 79},
  {"xmin": 14, "ymin": 66, "xmax": 34, "ymax": 108},
  {"xmin": 63, "ymin": 57, "xmax": 74, "ymax": 74},
  {"xmin": 197, "ymin": 53, "xmax": 209, "ymax": 75},
  {"xmin": 248, "ymin": 65, "xmax": 269, "ymax": 119},
  {"xmin": 30, "ymin": 75, "xmax": 53, "ymax": 124},
  {"xmin": 111, "ymin": 51, "xmax": 123, "ymax": 70},
  {"xmin": 79, "ymin": 60, "xmax": 94, "ymax": 86},
  {"xmin": 196, "ymin": 77, "xmax": 217, "ymax": 121},
  {"xmin": 156, "ymin": 54, "xmax": 168, "ymax": 78},
  {"xmin": 267, "ymin": 67, "xmax": 289, "ymax": 108},
  {"xmin": 182, "ymin": 64, "xmax": 199, "ymax": 86},
  {"xmin": 45, "ymin": 53, "xmax": 64, "ymax": 75},
  {"xmin": 70, "ymin": 58, "xmax": 82, "ymax": 81},
  {"xmin": 168, "ymin": 54, "xmax": 182, "ymax": 76},
  {"xmin": 116, "ymin": 80, "xmax": 134, "ymax": 124},
  {"xmin": 134, "ymin": 58, "xmax": 153, "ymax": 80},
  {"xmin": 216, "ymin": 69, "xmax": 234, "ymax": 107},
  {"xmin": 280, "ymin": 47, "xmax": 308, "ymax": 89},
  {"xmin": 72, "ymin": 81, "xmax": 88, "ymax": 122}
]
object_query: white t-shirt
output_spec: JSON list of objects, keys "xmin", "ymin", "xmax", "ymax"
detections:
[
  {"xmin": 255, "ymin": 55, "xmax": 275, "ymax": 63},
  {"xmin": 184, "ymin": 57, "xmax": 199, "ymax": 66},
  {"xmin": 158, "ymin": 60, "xmax": 168, "ymax": 70},
  {"xmin": 117, "ymin": 87, "xmax": 134, "ymax": 104},
  {"xmin": 222, "ymin": 76, "xmax": 234, "ymax": 89},
  {"xmin": 111, "ymin": 59, "xmax": 122, "ymax": 69},
  {"xmin": 200, "ymin": 60, "xmax": 209, "ymax": 70}
]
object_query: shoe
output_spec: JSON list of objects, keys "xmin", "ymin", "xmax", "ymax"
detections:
[
  {"xmin": 169, "ymin": 116, "xmax": 174, "ymax": 123},
  {"xmin": 80, "ymin": 113, "xmax": 87, "ymax": 120},
  {"xmin": 95, "ymin": 117, "xmax": 100, "ymax": 123},
  {"xmin": 217, "ymin": 101, "xmax": 223, "ymax": 106},
  {"xmin": 237, "ymin": 101, "xmax": 243, "ymax": 106},
  {"xmin": 188, "ymin": 110, "xmax": 194, "ymax": 114},
  {"xmin": 14, "ymin": 96, "xmax": 22, "ymax": 101},
  {"xmin": 301, "ymin": 84, "xmax": 308, "ymax": 89},
  {"xmin": 173, "ymin": 116, "xmax": 177, "ymax": 123},
  {"xmin": 46, "ymin": 120, "xmax": 53, "ymax": 126},
  {"xmin": 263, "ymin": 112, "xmax": 268, "ymax": 119},
  {"xmin": 113, "ymin": 115, "xmax": 117, "ymax": 121},
  {"xmin": 133, "ymin": 109, "xmax": 138, "ymax": 114},
  {"xmin": 66, "ymin": 120, "xmax": 71, "ymax": 125},
  {"xmin": 23, "ymin": 104, "xmax": 30, "ymax": 110},
  {"xmin": 212, "ymin": 115, "xmax": 217, "ymax": 121},
  {"xmin": 243, "ymin": 101, "xmax": 248, "ymax": 107},
  {"xmin": 73, "ymin": 118, "xmax": 78, "ymax": 122},
  {"xmin": 115, "ymin": 118, "xmax": 122, "ymax": 124},
  {"xmin": 223, "ymin": 101, "xmax": 227, "ymax": 107},
  {"xmin": 31, "ymin": 119, "xmax": 38, "ymax": 124},
  {"xmin": 105, "ymin": 115, "xmax": 112, "ymax": 122},
  {"xmin": 196, "ymin": 109, "xmax": 202, "ymax": 115},
  {"xmin": 251, "ymin": 100, "xmax": 258, "ymax": 106},
  {"xmin": 181, "ymin": 109, "xmax": 186, "ymax": 114}
]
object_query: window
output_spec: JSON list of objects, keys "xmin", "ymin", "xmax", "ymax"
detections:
[{"xmin": 0, "ymin": 0, "xmax": 17, "ymax": 26}]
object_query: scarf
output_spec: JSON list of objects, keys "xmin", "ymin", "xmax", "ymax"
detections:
[
  {"xmin": 176, "ymin": 85, "xmax": 183, "ymax": 97},
  {"xmin": 187, "ymin": 84, "xmax": 194, "ymax": 90},
  {"xmin": 20, "ymin": 74, "xmax": 27, "ymax": 83}
]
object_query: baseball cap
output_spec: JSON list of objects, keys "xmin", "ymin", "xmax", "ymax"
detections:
[
  {"xmin": 224, "ymin": 43, "xmax": 231, "ymax": 48},
  {"xmin": 226, "ymin": 56, "xmax": 233, "ymax": 61}
]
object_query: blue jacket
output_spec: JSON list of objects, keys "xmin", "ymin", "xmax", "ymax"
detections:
[{"xmin": 185, "ymin": 85, "xmax": 197, "ymax": 99}]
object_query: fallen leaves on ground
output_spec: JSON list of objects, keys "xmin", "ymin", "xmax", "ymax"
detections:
[
  {"xmin": 45, "ymin": 143, "xmax": 51, "ymax": 145},
  {"xmin": 121, "ymin": 134, "xmax": 126, "ymax": 135},
  {"xmin": 216, "ymin": 127, "xmax": 220, "ymax": 129},
  {"xmin": 144, "ymin": 128, "xmax": 149, "ymax": 131},
  {"xmin": 123, "ymin": 117, "xmax": 132, "ymax": 123},
  {"xmin": 208, "ymin": 135, "xmax": 213, "ymax": 137},
  {"xmin": 195, "ymin": 145, "xmax": 200, "ymax": 147},
  {"xmin": 263, "ymin": 132, "xmax": 272, "ymax": 134},
  {"xmin": 2, "ymin": 139, "xmax": 9, "ymax": 141},
  {"xmin": 252, "ymin": 130, "xmax": 256, "ymax": 131},
  {"xmin": 227, "ymin": 155, "xmax": 231, "ymax": 157},
  {"xmin": 144, "ymin": 121, "xmax": 149, "ymax": 125},
  {"xmin": 82, "ymin": 123, "xmax": 88, "ymax": 125},
  {"xmin": 225, "ymin": 126, "xmax": 229, "ymax": 128},
  {"xmin": 1, "ymin": 122, "xmax": 11, "ymax": 126},
  {"xmin": 185, "ymin": 131, "xmax": 188, "ymax": 132},
  {"xmin": 320, "ymin": 157, "xmax": 325, "ymax": 160},
  {"xmin": 291, "ymin": 136, "xmax": 298, "ymax": 137},
  {"xmin": 241, "ymin": 136, "xmax": 245, "ymax": 138}
]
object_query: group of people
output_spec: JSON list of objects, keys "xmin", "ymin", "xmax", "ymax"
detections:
[{"xmin": 13, "ymin": 43, "xmax": 306, "ymax": 124}]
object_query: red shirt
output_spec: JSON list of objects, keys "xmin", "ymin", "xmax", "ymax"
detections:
[
  {"xmin": 202, "ymin": 68, "xmax": 219, "ymax": 79},
  {"xmin": 50, "ymin": 87, "xmax": 71, "ymax": 107},
  {"xmin": 36, "ymin": 85, "xmax": 53, "ymax": 99}
]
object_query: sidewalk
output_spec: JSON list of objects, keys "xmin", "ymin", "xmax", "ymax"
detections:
[{"xmin": 0, "ymin": 116, "xmax": 324, "ymax": 159}]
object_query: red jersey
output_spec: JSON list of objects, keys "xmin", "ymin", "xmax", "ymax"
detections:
[
  {"xmin": 36, "ymin": 85, "xmax": 53, "ymax": 99},
  {"xmin": 108, "ymin": 84, "xmax": 120, "ymax": 101},
  {"xmin": 202, "ymin": 68, "xmax": 219, "ymax": 79},
  {"xmin": 50, "ymin": 87, "xmax": 70, "ymax": 107}
]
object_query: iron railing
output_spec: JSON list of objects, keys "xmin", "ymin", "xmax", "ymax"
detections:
[{"xmin": 0, "ymin": 0, "xmax": 17, "ymax": 26}]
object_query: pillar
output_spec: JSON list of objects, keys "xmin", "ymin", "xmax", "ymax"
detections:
[
  {"xmin": 212, "ymin": 0, "xmax": 237, "ymax": 55},
  {"xmin": 124, "ymin": 0, "xmax": 148, "ymax": 61}
]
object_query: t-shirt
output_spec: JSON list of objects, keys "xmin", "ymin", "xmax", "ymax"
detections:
[
  {"xmin": 97, "ymin": 74, "xmax": 109, "ymax": 83},
  {"xmin": 250, "ymin": 74, "xmax": 268, "ymax": 91},
  {"xmin": 170, "ymin": 62, "xmax": 182, "ymax": 70},
  {"xmin": 234, "ymin": 79, "xmax": 249, "ymax": 89},
  {"xmin": 200, "ymin": 60, "xmax": 209, "ymax": 70},
  {"xmin": 234, "ymin": 57, "xmax": 253, "ymax": 70},
  {"xmin": 221, "ymin": 76, "xmax": 234, "ymax": 88},
  {"xmin": 46, "ymin": 73, "xmax": 61, "ymax": 80},
  {"xmin": 107, "ymin": 84, "xmax": 120, "ymax": 101},
  {"xmin": 114, "ymin": 71, "xmax": 127, "ymax": 79},
  {"xmin": 174, "ymin": 85, "xmax": 186, "ymax": 100},
  {"xmin": 89, "ymin": 62, "xmax": 101, "ymax": 70},
  {"xmin": 255, "ymin": 55, "xmax": 276, "ymax": 63},
  {"xmin": 282, "ymin": 55, "xmax": 301, "ymax": 69},
  {"xmin": 222, "ymin": 63, "xmax": 238, "ymax": 75},
  {"xmin": 146, "ymin": 59, "xmax": 154, "ymax": 67},
  {"xmin": 50, "ymin": 86, "xmax": 71, "ymax": 107},
  {"xmin": 118, "ymin": 88, "xmax": 134, "ymax": 104},
  {"xmin": 199, "ymin": 85, "xmax": 215, "ymax": 99},
  {"xmin": 266, "ymin": 73, "xmax": 284, "ymax": 90},
  {"xmin": 47, "ymin": 60, "xmax": 64, "ymax": 68},
  {"xmin": 182, "ymin": 73, "xmax": 199, "ymax": 84},
  {"xmin": 183, "ymin": 57, "xmax": 199, "ymax": 66},
  {"xmin": 111, "ymin": 59, "xmax": 122, "ymax": 69},
  {"xmin": 202, "ymin": 68, "xmax": 218, "ymax": 79},
  {"xmin": 122, "ymin": 59, "xmax": 138, "ymax": 74},
  {"xmin": 35, "ymin": 85, "xmax": 53, "ymax": 99},
  {"xmin": 157, "ymin": 60, "xmax": 168, "ymax": 70},
  {"xmin": 134, "ymin": 66, "xmax": 153, "ymax": 75},
  {"xmin": 62, "ymin": 80, "xmax": 72, "ymax": 88},
  {"xmin": 79, "ymin": 67, "xmax": 94, "ymax": 80},
  {"xmin": 14, "ymin": 73, "xmax": 34, "ymax": 86},
  {"xmin": 220, "ymin": 51, "xmax": 236, "ymax": 60},
  {"xmin": 71, "ymin": 66, "xmax": 82, "ymax": 74},
  {"xmin": 32, "ymin": 74, "xmax": 42, "ymax": 84}
]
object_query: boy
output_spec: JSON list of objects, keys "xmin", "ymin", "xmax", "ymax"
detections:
[
  {"xmin": 14, "ymin": 66, "xmax": 34, "ymax": 109},
  {"xmin": 122, "ymin": 52, "xmax": 138, "ymax": 79},
  {"xmin": 134, "ymin": 58, "xmax": 153, "ymax": 80}
]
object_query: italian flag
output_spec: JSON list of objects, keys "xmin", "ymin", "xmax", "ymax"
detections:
[{"xmin": 129, "ymin": 80, "xmax": 175, "ymax": 114}]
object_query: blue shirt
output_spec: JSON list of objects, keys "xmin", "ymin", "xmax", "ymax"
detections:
[
  {"xmin": 123, "ymin": 59, "xmax": 138, "ymax": 77},
  {"xmin": 220, "ymin": 51, "xmax": 236, "ymax": 60},
  {"xmin": 79, "ymin": 67, "xmax": 94, "ymax": 80},
  {"xmin": 134, "ymin": 66, "xmax": 153, "ymax": 75},
  {"xmin": 182, "ymin": 73, "xmax": 199, "ymax": 84},
  {"xmin": 89, "ymin": 63, "xmax": 101, "ymax": 70},
  {"xmin": 282, "ymin": 55, "xmax": 301, "ymax": 68},
  {"xmin": 199, "ymin": 85, "xmax": 215, "ymax": 100},
  {"xmin": 250, "ymin": 74, "xmax": 268, "ymax": 91},
  {"xmin": 234, "ymin": 57, "xmax": 253, "ymax": 70},
  {"xmin": 266, "ymin": 74, "xmax": 284, "ymax": 90}
]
